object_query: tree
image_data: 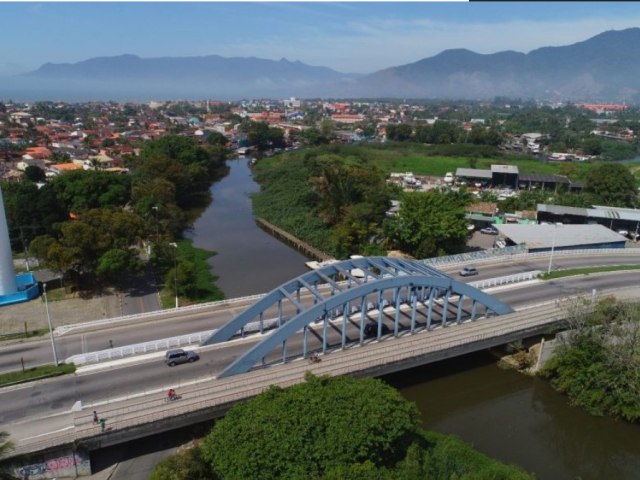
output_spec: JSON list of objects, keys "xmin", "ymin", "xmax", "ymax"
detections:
[
  {"xmin": 585, "ymin": 163, "xmax": 638, "ymax": 207},
  {"xmin": 23, "ymin": 165, "xmax": 46, "ymax": 183},
  {"xmin": 96, "ymin": 248, "xmax": 144, "ymax": 281},
  {"xmin": 206, "ymin": 131, "xmax": 228, "ymax": 147},
  {"xmin": 149, "ymin": 447, "xmax": 213, "ymax": 480},
  {"xmin": 301, "ymin": 127, "xmax": 328, "ymax": 146},
  {"xmin": 386, "ymin": 124, "xmax": 413, "ymax": 142},
  {"xmin": 542, "ymin": 297, "xmax": 640, "ymax": 422},
  {"xmin": 134, "ymin": 135, "xmax": 224, "ymax": 209},
  {"xmin": 49, "ymin": 170, "xmax": 131, "ymax": 212},
  {"xmin": 384, "ymin": 190, "xmax": 470, "ymax": 258},
  {"xmin": 582, "ymin": 136, "xmax": 602, "ymax": 155},
  {"xmin": 201, "ymin": 374, "xmax": 420, "ymax": 480}
]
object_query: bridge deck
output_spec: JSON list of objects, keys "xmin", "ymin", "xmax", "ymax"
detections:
[{"xmin": 8, "ymin": 299, "xmax": 575, "ymax": 458}]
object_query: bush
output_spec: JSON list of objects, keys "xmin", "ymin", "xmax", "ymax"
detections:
[{"xmin": 149, "ymin": 445, "xmax": 214, "ymax": 480}]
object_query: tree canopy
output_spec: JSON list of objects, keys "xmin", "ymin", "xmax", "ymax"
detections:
[
  {"xmin": 201, "ymin": 373, "xmax": 420, "ymax": 480},
  {"xmin": 152, "ymin": 374, "xmax": 535, "ymax": 480},
  {"xmin": 542, "ymin": 297, "xmax": 640, "ymax": 422},
  {"xmin": 384, "ymin": 190, "xmax": 471, "ymax": 258},
  {"xmin": 584, "ymin": 163, "xmax": 638, "ymax": 207}
]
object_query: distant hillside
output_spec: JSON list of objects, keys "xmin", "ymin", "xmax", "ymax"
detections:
[
  {"xmin": 25, "ymin": 54, "xmax": 358, "ymax": 98},
  {"xmin": 356, "ymin": 28, "xmax": 640, "ymax": 102},
  {"xmin": 16, "ymin": 28, "xmax": 640, "ymax": 102}
]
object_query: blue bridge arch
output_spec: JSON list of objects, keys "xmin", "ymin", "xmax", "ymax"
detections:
[{"xmin": 201, "ymin": 256, "xmax": 513, "ymax": 378}]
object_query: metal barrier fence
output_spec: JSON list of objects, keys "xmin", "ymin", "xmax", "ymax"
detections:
[
  {"xmin": 55, "ymin": 292, "xmax": 266, "ymax": 335},
  {"xmin": 65, "ymin": 317, "xmax": 282, "ymax": 365},
  {"xmin": 423, "ymin": 246, "xmax": 640, "ymax": 269},
  {"xmin": 469, "ymin": 270, "xmax": 541, "ymax": 289}
]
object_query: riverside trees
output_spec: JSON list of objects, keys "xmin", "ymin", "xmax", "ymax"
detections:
[
  {"xmin": 150, "ymin": 374, "xmax": 533, "ymax": 480},
  {"xmin": 542, "ymin": 297, "xmax": 640, "ymax": 422},
  {"xmin": 253, "ymin": 144, "xmax": 474, "ymax": 259},
  {"xmin": 22, "ymin": 135, "xmax": 227, "ymax": 296}
]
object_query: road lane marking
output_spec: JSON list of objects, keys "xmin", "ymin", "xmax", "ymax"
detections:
[{"xmin": 21, "ymin": 425, "xmax": 74, "ymax": 441}]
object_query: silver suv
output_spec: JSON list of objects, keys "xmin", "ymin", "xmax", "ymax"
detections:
[{"xmin": 164, "ymin": 348, "xmax": 199, "ymax": 367}]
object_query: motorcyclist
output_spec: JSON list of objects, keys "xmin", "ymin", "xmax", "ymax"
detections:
[{"xmin": 167, "ymin": 388, "xmax": 177, "ymax": 400}]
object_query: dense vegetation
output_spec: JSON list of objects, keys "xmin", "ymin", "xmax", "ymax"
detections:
[
  {"xmin": 253, "ymin": 143, "xmax": 639, "ymax": 259},
  {"xmin": 3, "ymin": 135, "xmax": 227, "ymax": 302},
  {"xmin": 542, "ymin": 298, "xmax": 640, "ymax": 422},
  {"xmin": 150, "ymin": 374, "xmax": 533, "ymax": 480}
]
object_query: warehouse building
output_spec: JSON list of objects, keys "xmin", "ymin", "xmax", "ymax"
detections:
[{"xmin": 493, "ymin": 224, "xmax": 628, "ymax": 252}]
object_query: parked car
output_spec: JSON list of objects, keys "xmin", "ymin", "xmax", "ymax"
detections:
[
  {"xmin": 459, "ymin": 267, "xmax": 479, "ymax": 277},
  {"xmin": 165, "ymin": 348, "xmax": 199, "ymax": 366},
  {"xmin": 480, "ymin": 227, "xmax": 498, "ymax": 235}
]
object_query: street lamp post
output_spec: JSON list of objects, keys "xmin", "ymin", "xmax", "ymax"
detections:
[
  {"xmin": 170, "ymin": 242, "xmax": 178, "ymax": 309},
  {"xmin": 547, "ymin": 224, "xmax": 558, "ymax": 274},
  {"xmin": 42, "ymin": 282, "xmax": 59, "ymax": 365},
  {"xmin": 151, "ymin": 206, "xmax": 159, "ymax": 244}
]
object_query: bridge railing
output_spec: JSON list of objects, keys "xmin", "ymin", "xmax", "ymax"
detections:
[
  {"xmin": 55, "ymin": 292, "xmax": 266, "ymax": 335},
  {"xmin": 66, "ymin": 317, "xmax": 283, "ymax": 365},
  {"xmin": 469, "ymin": 270, "xmax": 541, "ymax": 289},
  {"xmin": 423, "ymin": 246, "xmax": 640, "ymax": 269}
]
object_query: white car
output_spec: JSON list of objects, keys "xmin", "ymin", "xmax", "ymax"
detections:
[{"xmin": 444, "ymin": 172, "xmax": 454, "ymax": 184}]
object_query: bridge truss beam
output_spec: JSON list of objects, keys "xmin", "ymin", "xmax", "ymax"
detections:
[{"xmin": 199, "ymin": 257, "xmax": 514, "ymax": 378}]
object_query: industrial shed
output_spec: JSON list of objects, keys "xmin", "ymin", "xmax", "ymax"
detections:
[
  {"xmin": 537, "ymin": 204, "xmax": 640, "ymax": 234},
  {"xmin": 494, "ymin": 224, "xmax": 628, "ymax": 252}
]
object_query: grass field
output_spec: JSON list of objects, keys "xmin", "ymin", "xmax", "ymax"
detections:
[{"xmin": 266, "ymin": 143, "xmax": 638, "ymax": 180}]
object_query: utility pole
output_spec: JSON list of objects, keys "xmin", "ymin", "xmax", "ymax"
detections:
[
  {"xmin": 170, "ymin": 242, "xmax": 179, "ymax": 309},
  {"xmin": 43, "ymin": 282, "xmax": 59, "ymax": 365}
]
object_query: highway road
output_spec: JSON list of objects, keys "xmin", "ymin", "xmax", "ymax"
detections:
[
  {"xmin": 0, "ymin": 257, "xmax": 638, "ymax": 428},
  {"xmin": 1, "ymin": 252, "xmax": 638, "ymax": 375}
]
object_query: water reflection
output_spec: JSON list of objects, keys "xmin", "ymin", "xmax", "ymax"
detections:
[
  {"xmin": 385, "ymin": 353, "xmax": 640, "ymax": 480},
  {"xmin": 186, "ymin": 157, "xmax": 310, "ymax": 298}
]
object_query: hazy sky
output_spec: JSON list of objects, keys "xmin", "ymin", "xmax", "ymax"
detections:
[{"xmin": 1, "ymin": 1, "xmax": 640, "ymax": 76}]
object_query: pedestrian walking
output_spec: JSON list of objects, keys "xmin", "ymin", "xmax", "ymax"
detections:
[
  {"xmin": 92, "ymin": 411, "xmax": 99, "ymax": 424},
  {"xmin": 99, "ymin": 418, "xmax": 106, "ymax": 432}
]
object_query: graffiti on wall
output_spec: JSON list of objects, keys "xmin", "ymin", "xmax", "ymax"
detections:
[{"xmin": 13, "ymin": 451, "xmax": 91, "ymax": 479}]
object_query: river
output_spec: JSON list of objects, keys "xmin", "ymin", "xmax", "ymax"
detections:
[
  {"xmin": 186, "ymin": 157, "xmax": 309, "ymax": 298},
  {"xmin": 186, "ymin": 156, "xmax": 639, "ymax": 480}
]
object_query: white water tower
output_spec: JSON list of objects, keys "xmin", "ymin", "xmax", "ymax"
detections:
[{"xmin": 0, "ymin": 185, "xmax": 17, "ymax": 295}]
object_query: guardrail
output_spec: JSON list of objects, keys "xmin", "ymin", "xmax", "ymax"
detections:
[
  {"xmin": 55, "ymin": 292, "xmax": 267, "ymax": 335},
  {"xmin": 66, "ymin": 317, "xmax": 282, "ymax": 365},
  {"xmin": 424, "ymin": 246, "xmax": 640, "ymax": 269},
  {"xmin": 469, "ymin": 270, "xmax": 541, "ymax": 289}
]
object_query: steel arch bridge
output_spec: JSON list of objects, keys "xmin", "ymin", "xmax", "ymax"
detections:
[{"xmin": 202, "ymin": 256, "xmax": 514, "ymax": 378}]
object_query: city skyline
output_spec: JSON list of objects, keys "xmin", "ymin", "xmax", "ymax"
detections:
[{"xmin": 2, "ymin": 2, "xmax": 640, "ymax": 77}]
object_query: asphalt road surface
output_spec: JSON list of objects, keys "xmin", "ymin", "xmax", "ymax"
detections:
[{"xmin": 1, "ymin": 267, "xmax": 638, "ymax": 428}]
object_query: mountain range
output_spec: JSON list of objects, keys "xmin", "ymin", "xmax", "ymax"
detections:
[{"xmin": 12, "ymin": 28, "xmax": 640, "ymax": 102}]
